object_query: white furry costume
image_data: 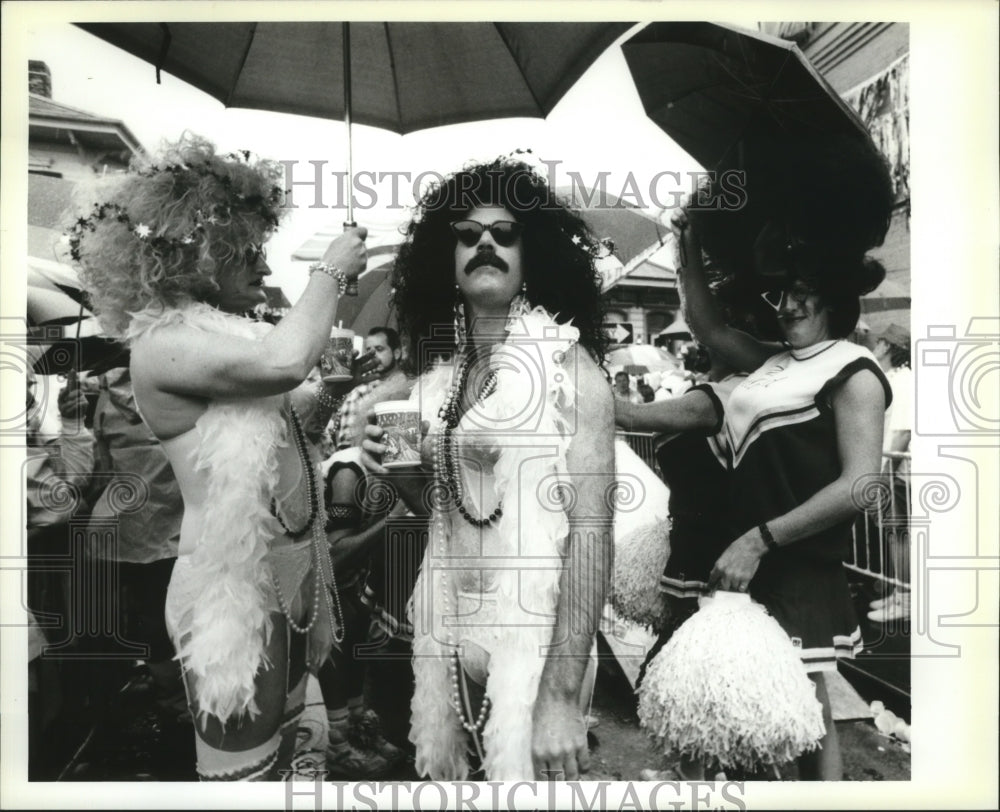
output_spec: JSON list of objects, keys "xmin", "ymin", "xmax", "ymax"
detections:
[
  {"xmin": 408, "ymin": 307, "xmax": 582, "ymax": 780},
  {"xmin": 128, "ymin": 303, "xmax": 333, "ymax": 726}
]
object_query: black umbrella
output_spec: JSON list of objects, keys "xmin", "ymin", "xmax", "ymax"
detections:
[
  {"xmin": 29, "ymin": 331, "xmax": 130, "ymax": 377},
  {"xmin": 78, "ymin": 21, "xmax": 632, "ymax": 134},
  {"xmin": 27, "ymin": 257, "xmax": 129, "ymax": 376},
  {"xmin": 622, "ymin": 22, "xmax": 893, "ymax": 296},
  {"xmin": 76, "ymin": 21, "xmax": 633, "ymax": 292},
  {"xmin": 621, "ymin": 21, "xmax": 871, "ymax": 172}
]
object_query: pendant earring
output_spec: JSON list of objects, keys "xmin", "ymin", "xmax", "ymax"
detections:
[
  {"xmin": 507, "ymin": 281, "xmax": 531, "ymax": 322},
  {"xmin": 453, "ymin": 284, "xmax": 467, "ymax": 355}
]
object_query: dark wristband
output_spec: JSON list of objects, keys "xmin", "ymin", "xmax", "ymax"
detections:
[{"xmin": 758, "ymin": 522, "xmax": 778, "ymax": 552}]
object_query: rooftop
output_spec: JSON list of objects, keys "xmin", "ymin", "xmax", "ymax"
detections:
[{"xmin": 29, "ymin": 92, "xmax": 144, "ymax": 155}]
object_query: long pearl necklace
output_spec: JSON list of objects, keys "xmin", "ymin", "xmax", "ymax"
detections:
[
  {"xmin": 269, "ymin": 405, "xmax": 344, "ymax": 644},
  {"xmin": 436, "ymin": 513, "xmax": 491, "ymax": 736},
  {"xmin": 432, "ymin": 353, "xmax": 499, "ymax": 736},
  {"xmin": 435, "ymin": 352, "xmax": 502, "ymax": 527}
]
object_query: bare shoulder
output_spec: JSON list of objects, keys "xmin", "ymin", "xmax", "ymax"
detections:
[
  {"xmin": 565, "ymin": 344, "xmax": 612, "ymax": 408},
  {"xmin": 129, "ymin": 327, "xmax": 210, "ymax": 439},
  {"xmin": 129, "ymin": 323, "xmax": 195, "ymax": 375},
  {"xmin": 563, "ymin": 344, "xmax": 613, "ymax": 474},
  {"xmin": 563, "ymin": 344, "xmax": 613, "ymax": 439},
  {"xmin": 833, "ymin": 365, "xmax": 887, "ymax": 411},
  {"xmin": 128, "ymin": 329, "xmax": 165, "ymax": 387}
]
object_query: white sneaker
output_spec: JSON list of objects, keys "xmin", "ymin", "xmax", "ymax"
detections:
[
  {"xmin": 868, "ymin": 591, "xmax": 910, "ymax": 623},
  {"xmin": 869, "ymin": 593, "xmax": 894, "ymax": 610}
]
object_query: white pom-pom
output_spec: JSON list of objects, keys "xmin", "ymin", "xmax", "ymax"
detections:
[
  {"xmin": 612, "ymin": 521, "xmax": 670, "ymax": 631},
  {"xmin": 610, "ymin": 439, "xmax": 671, "ymax": 631},
  {"xmin": 637, "ymin": 591, "xmax": 825, "ymax": 771}
]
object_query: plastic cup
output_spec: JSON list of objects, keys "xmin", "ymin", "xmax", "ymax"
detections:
[
  {"xmin": 320, "ymin": 326, "xmax": 355, "ymax": 382},
  {"xmin": 374, "ymin": 401, "xmax": 422, "ymax": 468}
]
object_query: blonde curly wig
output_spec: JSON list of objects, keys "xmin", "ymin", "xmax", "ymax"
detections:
[{"xmin": 72, "ymin": 134, "xmax": 287, "ymax": 338}]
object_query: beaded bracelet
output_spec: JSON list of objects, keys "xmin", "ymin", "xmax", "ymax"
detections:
[
  {"xmin": 315, "ymin": 386, "xmax": 344, "ymax": 412},
  {"xmin": 309, "ymin": 262, "xmax": 349, "ymax": 294}
]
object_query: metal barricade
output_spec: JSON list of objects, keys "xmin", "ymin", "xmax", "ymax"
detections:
[
  {"xmin": 844, "ymin": 451, "xmax": 911, "ymax": 589},
  {"xmin": 615, "ymin": 431, "xmax": 661, "ymax": 477}
]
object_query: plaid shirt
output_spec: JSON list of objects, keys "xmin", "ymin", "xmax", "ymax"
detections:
[
  {"xmin": 329, "ymin": 368, "xmax": 412, "ymax": 450},
  {"xmin": 331, "ymin": 382, "xmax": 376, "ymax": 450}
]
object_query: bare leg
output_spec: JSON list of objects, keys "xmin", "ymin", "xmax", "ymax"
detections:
[
  {"xmin": 577, "ymin": 643, "xmax": 598, "ymax": 718},
  {"xmin": 179, "ymin": 612, "xmax": 291, "ymax": 780},
  {"xmin": 678, "ymin": 754, "xmax": 706, "ymax": 780},
  {"xmin": 797, "ymin": 672, "xmax": 842, "ymax": 781}
]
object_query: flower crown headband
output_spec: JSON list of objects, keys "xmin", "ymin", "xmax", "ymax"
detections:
[{"xmin": 66, "ymin": 151, "xmax": 287, "ymax": 262}]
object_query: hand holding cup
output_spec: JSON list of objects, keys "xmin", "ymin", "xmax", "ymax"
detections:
[
  {"xmin": 351, "ymin": 349, "xmax": 381, "ymax": 386},
  {"xmin": 361, "ymin": 418, "xmax": 435, "ymax": 516},
  {"xmin": 373, "ymin": 402, "xmax": 422, "ymax": 468}
]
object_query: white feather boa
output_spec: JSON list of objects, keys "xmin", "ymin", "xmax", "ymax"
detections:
[
  {"xmin": 409, "ymin": 307, "xmax": 579, "ymax": 781},
  {"xmin": 127, "ymin": 303, "xmax": 297, "ymax": 726}
]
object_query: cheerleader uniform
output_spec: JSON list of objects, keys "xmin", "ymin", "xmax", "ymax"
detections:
[
  {"xmin": 725, "ymin": 340, "xmax": 892, "ymax": 672},
  {"xmin": 657, "ymin": 376, "xmax": 744, "ymax": 605},
  {"xmin": 635, "ymin": 376, "xmax": 742, "ymax": 685}
]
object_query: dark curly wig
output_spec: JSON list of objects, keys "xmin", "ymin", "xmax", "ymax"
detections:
[{"xmin": 391, "ymin": 157, "xmax": 609, "ymax": 375}]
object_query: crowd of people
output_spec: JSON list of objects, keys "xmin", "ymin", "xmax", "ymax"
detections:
[{"xmin": 25, "ymin": 128, "xmax": 909, "ymax": 783}]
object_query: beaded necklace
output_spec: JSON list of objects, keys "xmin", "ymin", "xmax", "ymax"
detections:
[
  {"xmin": 434, "ymin": 352, "xmax": 503, "ymax": 527},
  {"xmin": 438, "ymin": 519, "xmax": 492, "ymax": 740},
  {"xmin": 431, "ymin": 351, "xmax": 504, "ymax": 739},
  {"xmin": 269, "ymin": 406, "xmax": 318, "ymax": 538},
  {"xmin": 268, "ymin": 405, "xmax": 345, "ymax": 644}
]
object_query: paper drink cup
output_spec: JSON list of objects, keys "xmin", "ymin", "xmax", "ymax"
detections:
[
  {"xmin": 320, "ymin": 326, "xmax": 355, "ymax": 382},
  {"xmin": 374, "ymin": 401, "xmax": 422, "ymax": 468}
]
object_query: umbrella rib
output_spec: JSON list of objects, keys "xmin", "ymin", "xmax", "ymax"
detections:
[
  {"xmin": 493, "ymin": 25, "xmax": 544, "ymax": 112},
  {"xmin": 225, "ymin": 23, "xmax": 259, "ymax": 107},
  {"xmin": 708, "ymin": 48, "xmax": 795, "ymax": 167},
  {"xmin": 710, "ymin": 53, "xmax": 774, "ymax": 102},
  {"xmin": 382, "ymin": 23, "xmax": 405, "ymax": 129}
]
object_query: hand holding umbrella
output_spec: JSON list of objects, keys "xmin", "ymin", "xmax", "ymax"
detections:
[{"xmin": 313, "ymin": 224, "xmax": 368, "ymax": 292}]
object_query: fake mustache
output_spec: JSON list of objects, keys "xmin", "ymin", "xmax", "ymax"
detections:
[{"xmin": 464, "ymin": 251, "xmax": 508, "ymax": 275}]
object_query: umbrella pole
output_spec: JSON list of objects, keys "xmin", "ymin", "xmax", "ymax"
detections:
[
  {"xmin": 71, "ymin": 300, "xmax": 85, "ymax": 380},
  {"xmin": 342, "ymin": 21, "xmax": 359, "ymax": 296}
]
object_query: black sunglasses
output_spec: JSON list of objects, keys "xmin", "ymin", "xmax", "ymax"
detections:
[
  {"xmin": 450, "ymin": 220, "xmax": 523, "ymax": 248},
  {"xmin": 760, "ymin": 282, "xmax": 818, "ymax": 311}
]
